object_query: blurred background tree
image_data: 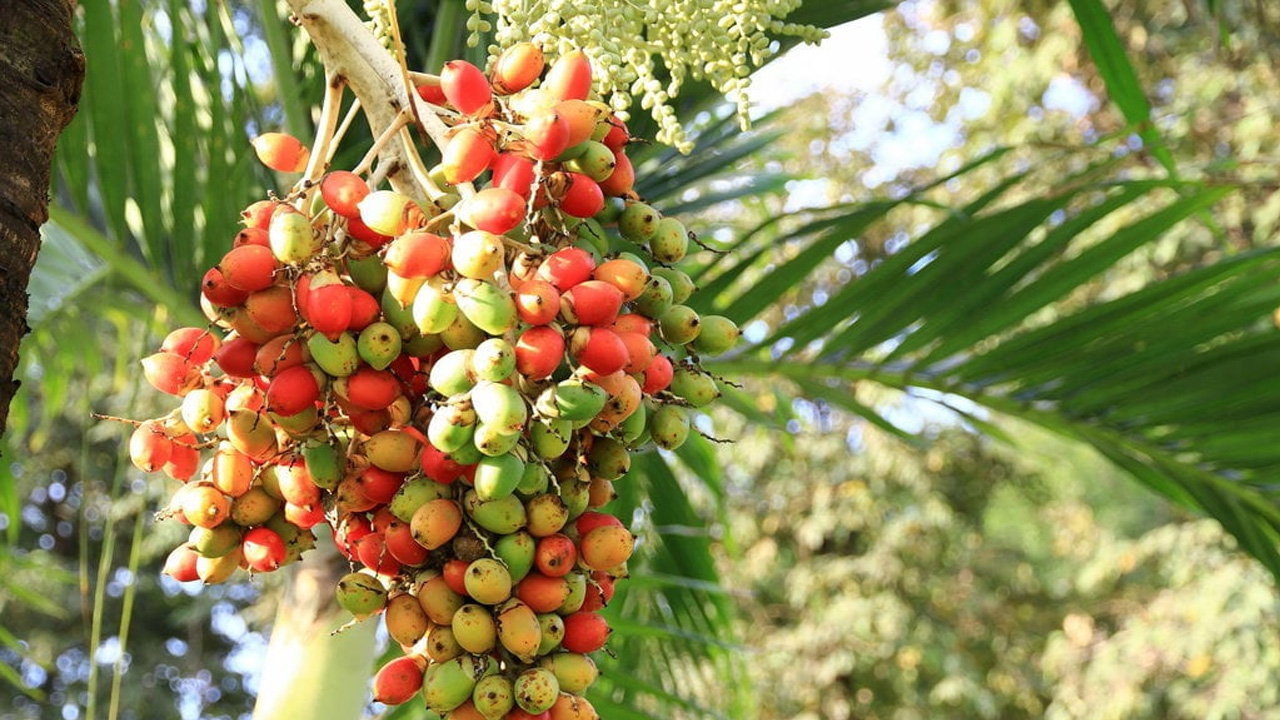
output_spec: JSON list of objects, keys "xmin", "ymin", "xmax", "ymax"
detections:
[{"xmin": 5, "ymin": 1, "xmax": 1280, "ymax": 719}]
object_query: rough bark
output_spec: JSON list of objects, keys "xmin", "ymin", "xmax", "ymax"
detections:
[{"xmin": 0, "ymin": 0, "xmax": 85, "ymax": 439}]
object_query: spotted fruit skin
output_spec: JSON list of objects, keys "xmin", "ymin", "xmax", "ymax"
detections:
[{"xmin": 123, "ymin": 42, "xmax": 741, "ymax": 717}]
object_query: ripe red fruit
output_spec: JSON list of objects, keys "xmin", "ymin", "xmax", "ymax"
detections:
[
  {"xmin": 142, "ymin": 351, "xmax": 201, "ymax": 396},
  {"xmin": 162, "ymin": 327, "xmax": 221, "ymax": 365},
  {"xmin": 570, "ymin": 327, "xmax": 628, "ymax": 376},
  {"xmin": 276, "ymin": 458, "xmax": 322, "ymax": 507},
  {"xmin": 215, "ymin": 336, "xmax": 260, "ymax": 378},
  {"xmin": 441, "ymin": 127, "xmax": 496, "ymax": 184},
  {"xmin": 561, "ymin": 611, "xmax": 610, "ymax": 653},
  {"xmin": 640, "ymin": 354, "xmax": 674, "ymax": 394},
  {"xmin": 561, "ymin": 280, "xmax": 624, "ymax": 326},
  {"xmin": 358, "ymin": 466, "xmax": 405, "ymax": 505},
  {"xmin": 556, "ymin": 172, "xmax": 605, "ymax": 218},
  {"xmin": 384, "ymin": 519, "xmax": 430, "ymax": 566},
  {"xmin": 241, "ymin": 200, "xmax": 281, "ymax": 230},
  {"xmin": 617, "ymin": 331, "xmax": 657, "ymax": 374},
  {"xmin": 372, "ymin": 654, "xmax": 426, "ymax": 705},
  {"xmin": 347, "ymin": 286, "xmax": 381, "ymax": 331},
  {"xmin": 163, "ymin": 442, "xmax": 201, "ymax": 482},
  {"xmin": 421, "ymin": 442, "xmax": 468, "ymax": 484},
  {"xmin": 251, "ymin": 132, "xmax": 309, "ymax": 173},
  {"xmin": 416, "ymin": 82, "xmax": 447, "ymax": 105},
  {"xmin": 266, "ymin": 365, "xmax": 320, "ymax": 416},
  {"xmin": 232, "ymin": 228, "xmax": 268, "ymax": 251},
  {"xmin": 441, "ymin": 59, "xmax": 493, "ymax": 116},
  {"xmin": 598, "ymin": 148, "xmax": 635, "ymax": 197},
  {"xmin": 244, "ymin": 286, "xmax": 298, "ymax": 335},
  {"xmin": 320, "ymin": 170, "xmax": 369, "ymax": 220},
  {"xmin": 202, "ymin": 267, "xmax": 250, "ymax": 307},
  {"xmin": 284, "ymin": 501, "xmax": 325, "ymax": 529},
  {"xmin": 463, "ymin": 187, "xmax": 526, "ymax": 235},
  {"xmin": 580, "ymin": 571, "xmax": 615, "ymax": 612},
  {"xmin": 355, "ymin": 531, "xmax": 403, "ymax": 576},
  {"xmin": 242, "ymin": 527, "xmax": 288, "ymax": 572},
  {"xmin": 543, "ymin": 50, "xmax": 593, "ymax": 102},
  {"xmin": 491, "ymin": 42, "xmax": 545, "ymax": 94},
  {"xmin": 522, "ymin": 111, "xmax": 571, "ymax": 161},
  {"xmin": 556, "ymin": 99, "xmax": 604, "ymax": 148},
  {"xmin": 515, "ymin": 326, "xmax": 565, "ymax": 380},
  {"xmin": 129, "ymin": 421, "xmax": 173, "ymax": 472},
  {"xmin": 346, "ymin": 366, "xmax": 401, "ymax": 411},
  {"xmin": 536, "ymin": 247, "xmax": 596, "ymax": 291},
  {"xmin": 515, "ymin": 573, "xmax": 571, "ymax": 613},
  {"xmin": 534, "ymin": 533, "xmax": 577, "ymax": 577},
  {"xmin": 307, "ymin": 282, "xmax": 353, "ymax": 338},
  {"xmin": 254, "ymin": 334, "xmax": 307, "ymax": 377},
  {"xmin": 384, "ymin": 232, "xmax": 451, "ymax": 278},
  {"xmin": 602, "ymin": 117, "xmax": 629, "ymax": 151},
  {"xmin": 515, "ymin": 280, "xmax": 561, "ymax": 326},
  {"xmin": 575, "ymin": 511, "xmax": 623, "ymax": 536},
  {"xmin": 163, "ymin": 544, "xmax": 201, "ymax": 583},
  {"xmin": 345, "ymin": 215, "xmax": 392, "ymax": 249},
  {"xmin": 442, "ymin": 558, "xmax": 470, "ymax": 597},
  {"xmin": 492, "ymin": 153, "xmax": 537, "ymax": 199}
]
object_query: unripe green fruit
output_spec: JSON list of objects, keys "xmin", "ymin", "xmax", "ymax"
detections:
[
  {"xmin": 380, "ymin": 285, "xmax": 418, "ymax": 337},
  {"xmin": 516, "ymin": 461, "xmax": 551, "ymax": 497},
  {"xmin": 470, "ymin": 338, "xmax": 516, "ymax": 382},
  {"xmin": 357, "ymin": 322, "xmax": 402, "ymax": 370},
  {"xmin": 650, "ymin": 266, "xmax": 695, "ymax": 304},
  {"xmin": 530, "ymin": 416, "xmax": 573, "ymax": 459},
  {"xmin": 493, "ymin": 530, "xmax": 536, "ymax": 584},
  {"xmin": 413, "ymin": 277, "xmax": 460, "ymax": 335},
  {"xmin": 472, "ymin": 674, "xmax": 515, "ymax": 720},
  {"xmin": 451, "ymin": 603, "xmax": 498, "ymax": 654},
  {"xmin": 650, "ymin": 404, "xmax": 691, "ymax": 450},
  {"xmin": 649, "ymin": 216, "xmax": 689, "ymax": 264},
  {"xmin": 535, "ymin": 613, "xmax": 566, "ymax": 655},
  {"xmin": 565, "ymin": 141, "xmax": 616, "ymax": 182},
  {"xmin": 618, "ymin": 202, "xmax": 660, "ymax": 243},
  {"xmin": 335, "ymin": 572, "xmax": 387, "ymax": 618},
  {"xmin": 302, "ymin": 440, "xmax": 343, "ymax": 490},
  {"xmin": 472, "ymin": 381, "xmax": 527, "ymax": 435},
  {"xmin": 430, "ymin": 349, "xmax": 477, "ymax": 396},
  {"xmin": 230, "ymin": 486, "xmax": 281, "ymax": 527},
  {"xmin": 659, "ymin": 304, "xmax": 701, "ymax": 345},
  {"xmin": 575, "ymin": 217, "xmax": 611, "ymax": 256},
  {"xmin": 548, "ymin": 378, "xmax": 608, "ymax": 422},
  {"xmin": 390, "ymin": 475, "xmax": 452, "ymax": 522},
  {"xmin": 691, "ymin": 314, "xmax": 740, "ymax": 356},
  {"xmin": 558, "ymin": 478, "xmax": 591, "ymax": 521},
  {"xmin": 448, "ymin": 441, "xmax": 484, "ymax": 466},
  {"xmin": 587, "ymin": 437, "xmax": 631, "ymax": 480},
  {"xmin": 190, "ymin": 523, "xmax": 242, "ymax": 558},
  {"xmin": 473, "ymin": 451, "xmax": 525, "ymax": 501},
  {"xmin": 345, "ymin": 253, "xmax": 387, "ymax": 294},
  {"xmin": 558, "ymin": 572, "xmax": 588, "ymax": 614},
  {"xmin": 423, "ymin": 654, "xmax": 486, "ymax": 713},
  {"xmin": 619, "ymin": 401, "xmax": 648, "ymax": 444},
  {"xmin": 464, "ymin": 491, "xmax": 527, "ymax": 534},
  {"xmin": 454, "ymin": 278, "xmax": 517, "ymax": 336},
  {"xmin": 426, "ymin": 624, "xmax": 463, "ymax": 663},
  {"xmin": 304, "ymin": 331, "xmax": 356, "ymax": 377},
  {"xmin": 670, "ymin": 366, "xmax": 720, "ymax": 407},
  {"xmin": 513, "ymin": 668, "xmax": 560, "ymax": 714},
  {"xmin": 633, "ymin": 275, "xmax": 674, "ymax": 318},
  {"xmin": 403, "ymin": 331, "xmax": 444, "ymax": 357},
  {"xmin": 428, "ymin": 400, "xmax": 478, "ymax": 454},
  {"xmin": 473, "ymin": 421, "xmax": 522, "ymax": 457}
]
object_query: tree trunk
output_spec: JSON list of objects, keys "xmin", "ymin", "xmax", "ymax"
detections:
[
  {"xmin": 252, "ymin": 538, "xmax": 378, "ymax": 720},
  {"xmin": 0, "ymin": 0, "xmax": 85, "ymax": 438}
]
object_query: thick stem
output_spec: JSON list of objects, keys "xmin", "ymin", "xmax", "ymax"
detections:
[
  {"xmin": 0, "ymin": 0, "xmax": 85, "ymax": 439},
  {"xmin": 251, "ymin": 538, "xmax": 378, "ymax": 720}
]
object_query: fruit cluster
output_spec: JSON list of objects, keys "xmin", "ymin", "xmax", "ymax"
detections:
[{"xmin": 123, "ymin": 43, "xmax": 738, "ymax": 720}]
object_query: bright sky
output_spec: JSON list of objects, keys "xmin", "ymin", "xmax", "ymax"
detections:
[{"xmin": 752, "ymin": 16, "xmax": 893, "ymax": 109}]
